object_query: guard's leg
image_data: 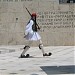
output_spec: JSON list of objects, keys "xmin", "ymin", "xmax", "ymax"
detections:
[
  {"xmin": 20, "ymin": 41, "xmax": 32, "ymax": 58},
  {"xmin": 21, "ymin": 45, "xmax": 30, "ymax": 56},
  {"xmin": 38, "ymin": 40, "xmax": 45, "ymax": 54},
  {"xmin": 38, "ymin": 40, "xmax": 52, "ymax": 56}
]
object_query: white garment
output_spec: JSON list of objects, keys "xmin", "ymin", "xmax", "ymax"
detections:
[{"xmin": 25, "ymin": 19, "xmax": 41, "ymax": 41}]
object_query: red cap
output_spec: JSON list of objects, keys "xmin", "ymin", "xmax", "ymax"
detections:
[{"xmin": 31, "ymin": 12, "xmax": 37, "ymax": 16}]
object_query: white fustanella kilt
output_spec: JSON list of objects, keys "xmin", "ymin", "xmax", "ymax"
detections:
[{"xmin": 25, "ymin": 31, "xmax": 41, "ymax": 41}]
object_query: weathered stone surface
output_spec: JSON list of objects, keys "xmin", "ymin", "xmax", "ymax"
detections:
[{"xmin": 0, "ymin": 0, "xmax": 74, "ymax": 46}]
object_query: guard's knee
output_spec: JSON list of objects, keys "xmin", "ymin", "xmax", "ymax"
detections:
[
  {"xmin": 39, "ymin": 44, "xmax": 43, "ymax": 49},
  {"xmin": 23, "ymin": 45, "xmax": 30, "ymax": 49}
]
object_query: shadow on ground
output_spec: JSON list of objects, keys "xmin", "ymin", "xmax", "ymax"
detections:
[{"xmin": 40, "ymin": 65, "xmax": 75, "ymax": 74}]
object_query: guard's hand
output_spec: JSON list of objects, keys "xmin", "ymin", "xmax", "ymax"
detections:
[
  {"xmin": 37, "ymin": 25, "xmax": 40, "ymax": 30},
  {"xmin": 24, "ymin": 35, "xmax": 27, "ymax": 38},
  {"xmin": 38, "ymin": 26, "xmax": 40, "ymax": 30},
  {"xmin": 24, "ymin": 32, "xmax": 27, "ymax": 35}
]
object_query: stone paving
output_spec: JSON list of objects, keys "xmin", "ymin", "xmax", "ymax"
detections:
[{"xmin": 0, "ymin": 46, "xmax": 75, "ymax": 75}]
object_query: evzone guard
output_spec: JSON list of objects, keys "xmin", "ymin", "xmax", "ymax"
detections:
[{"xmin": 20, "ymin": 10, "xmax": 52, "ymax": 58}]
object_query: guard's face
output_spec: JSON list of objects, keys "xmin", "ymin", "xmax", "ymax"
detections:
[{"xmin": 32, "ymin": 16, "xmax": 36, "ymax": 20}]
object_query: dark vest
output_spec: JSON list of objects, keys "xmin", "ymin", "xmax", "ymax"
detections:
[{"xmin": 32, "ymin": 19, "xmax": 37, "ymax": 32}]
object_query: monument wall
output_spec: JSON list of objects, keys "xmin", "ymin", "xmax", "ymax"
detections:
[{"xmin": 0, "ymin": 0, "xmax": 75, "ymax": 46}]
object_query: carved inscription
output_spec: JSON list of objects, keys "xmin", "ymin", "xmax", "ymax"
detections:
[{"xmin": 37, "ymin": 11, "xmax": 74, "ymax": 31}]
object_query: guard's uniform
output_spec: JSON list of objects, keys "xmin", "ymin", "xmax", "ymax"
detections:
[
  {"xmin": 20, "ymin": 12, "xmax": 47, "ymax": 58},
  {"xmin": 25, "ymin": 19, "xmax": 41, "ymax": 41}
]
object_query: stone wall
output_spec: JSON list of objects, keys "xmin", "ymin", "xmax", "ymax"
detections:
[{"xmin": 0, "ymin": 0, "xmax": 75, "ymax": 46}]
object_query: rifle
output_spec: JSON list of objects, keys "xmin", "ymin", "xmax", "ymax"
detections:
[
  {"xmin": 25, "ymin": 7, "xmax": 32, "ymax": 16},
  {"xmin": 25, "ymin": 7, "xmax": 40, "ymax": 30}
]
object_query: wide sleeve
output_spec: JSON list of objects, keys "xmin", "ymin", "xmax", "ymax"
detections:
[{"xmin": 25, "ymin": 20, "xmax": 34, "ymax": 35}]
